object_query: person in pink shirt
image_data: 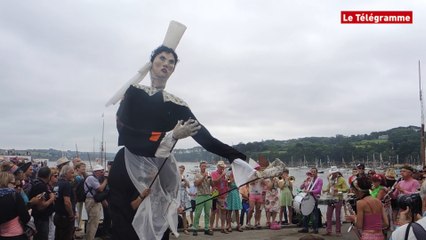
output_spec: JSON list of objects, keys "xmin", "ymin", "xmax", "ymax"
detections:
[
  {"xmin": 300, "ymin": 172, "xmax": 312, "ymax": 190},
  {"xmin": 298, "ymin": 167, "xmax": 323, "ymax": 234},
  {"xmin": 392, "ymin": 165, "xmax": 420, "ymax": 199},
  {"xmin": 210, "ymin": 161, "xmax": 229, "ymax": 234}
]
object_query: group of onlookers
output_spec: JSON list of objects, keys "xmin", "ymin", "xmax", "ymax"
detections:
[
  {"xmin": 177, "ymin": 161, "xmax": 426, "ymax": 240},
  {"xmin": 177, "ymin": 160, "xmax": 297, "ymax": 236},
  {"xmin": 4, "ymin": 156, "xmax": 426, "ymax": 240},
  {"xmin": 0, "ymin": 157, "xmax": 111, "ymax": 240}
]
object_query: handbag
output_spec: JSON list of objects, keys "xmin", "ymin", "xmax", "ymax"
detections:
[
  {"xmin": 93, "ymin": 189, "xmax": 109, "ymax": 203},
  {"xmin": 23, "ymin": 216, "xmax": 37, "ymax": 238},
  {"xmin": 11, "ymin": 192, "xmax": 37, "ymax": 238},
  {"xmin": 85, "ymin": 182, "xmax": 109, "ymax": 203}
]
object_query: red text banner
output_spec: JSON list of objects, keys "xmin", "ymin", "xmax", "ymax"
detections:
[{"xmin": 341, "ymin": 11, "xmax": 413, "ymax": 24}]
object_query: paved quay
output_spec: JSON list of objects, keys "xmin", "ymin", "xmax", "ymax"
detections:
[
  {"xmin": 175, "ymin": 223, "xmax": 359, "ymax": 240},
  {"xmin": 88, "ymin": 223, "xmax": 360, "ymax": 240}
]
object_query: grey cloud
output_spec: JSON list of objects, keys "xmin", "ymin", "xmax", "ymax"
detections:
[{"xmin": 0, "ymin": 0, "xmax": 425, "ymax": 153}]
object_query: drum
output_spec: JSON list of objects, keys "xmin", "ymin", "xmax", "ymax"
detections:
[
  {"xmin": 293, "ymin": 192, "xmax": 315, "ymax": 216},
  {"xmin": 318, "ymin": 196, "xmax": 338, "ymax": 206}
]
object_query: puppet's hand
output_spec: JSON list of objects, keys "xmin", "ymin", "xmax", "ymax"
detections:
[{"xmin": 172, "ymin": 119, "xmax": 201, "ymax": 140}]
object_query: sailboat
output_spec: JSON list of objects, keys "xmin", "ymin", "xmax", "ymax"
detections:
[{"xmin": 299, "ymin": 155, "xmax": 308, "ymax": 168}]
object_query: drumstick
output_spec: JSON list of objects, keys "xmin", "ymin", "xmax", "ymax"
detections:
[{"xmin": 182, "ymin": 177, "xmax": 260, "ymax": 212}]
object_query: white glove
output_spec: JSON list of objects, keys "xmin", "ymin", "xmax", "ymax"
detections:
[{"xmin": 172, "ymin": 119, "xmax": 201, "ymax": 140}]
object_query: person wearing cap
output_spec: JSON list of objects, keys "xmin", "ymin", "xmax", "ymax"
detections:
[
  {"xmin": 348, "ymin": 167, "xmax": 358, "ymax": 186},
  {"xmin": 392, "ymin": 165, "xmax": 420, "ymax": 199},
  {"xmin": 370, "ymin": 174, "xmax": 386, "ymax": 201},
  {"xmin": 368, "ymin": 170, "xmax": 377, "ymax": 178},
  {"xmin": 322, "ymin": 167, "xmax": 348, "ymax": 236},
  {"xmin": 356, "ymin": 163, "xmax": 366, "ymax": 178},
  {"xmin": 108, "ymin": 45, "xmax": 247, "ymax": 240},
  {"xmin": 84, "ymin": 164, "xmax": 107, "ymax": 240}
]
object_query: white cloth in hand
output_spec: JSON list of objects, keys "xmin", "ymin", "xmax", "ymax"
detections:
[
  {"xmin": 155, "ymin": 132, "xmax": 176, "ymax": 159},
  {"xmin": 231, "ymin": 159, "xmax": 257, "ymax": 187}
]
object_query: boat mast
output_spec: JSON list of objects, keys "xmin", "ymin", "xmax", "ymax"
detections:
[
  {"xmin": 419, "ymin": 60, "xmax": 425, "ymax": 167},
  {"xmin": 75, "ymin": 144, "xmax": 79, "ymax": 158},
  {"xmin": 101, "ymin": 113, "xmax": 106, "ymax": 169}
]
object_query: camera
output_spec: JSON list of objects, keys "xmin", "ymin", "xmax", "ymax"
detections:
[{"xmin": 397, "ymin": 193, "xmax": 422, "ymax": 216}]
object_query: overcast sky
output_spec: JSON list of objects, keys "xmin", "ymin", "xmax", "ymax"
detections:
[{"xmin": 1, "ymin": 0, "xmax": 425, "ymax": 154}]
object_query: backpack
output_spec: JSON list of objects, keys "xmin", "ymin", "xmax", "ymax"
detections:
[
  {"xmin": 405, "ymin": 222, "xmax": 426, "ymax": 240},
  {"xmin": 75, "ymin": 177, "xmax": 88, "ymax": 202}
]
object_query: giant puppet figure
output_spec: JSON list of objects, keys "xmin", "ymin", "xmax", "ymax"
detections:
[{"xmin": 107, "ymin": 21, "xmax": 247, "ymax": 240}]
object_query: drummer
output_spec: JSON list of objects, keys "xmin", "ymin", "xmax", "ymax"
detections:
[
  {"xmin": 300, "ymin": 171, "xmax": 312, "ymax": 190},
  {"xmin": 298, "ymin": 167, "xmax": 323, "ymax": 234},
  {"xmin": 322, "ymin": 167, "xmax": 349, "ymax": 236}
]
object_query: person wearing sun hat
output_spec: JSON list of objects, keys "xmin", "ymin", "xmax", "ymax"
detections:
[
  {"xmin": 322, "ymin": 166, "xmax": 348, "ymax": 236},
  {"xmin": 84, "ymin": 164, "xmax": 108, "ymax": 240},
  {"xmin": 56, "ymin": 157, "xmax": 71, "ymax": 171},
  {"xmin": 210, "ymin": 160, "xmax": 229, "ymax": 234}
]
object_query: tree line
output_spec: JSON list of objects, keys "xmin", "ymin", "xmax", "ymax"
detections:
[
  {"xmin": 174, "ymin": 126, "xmax": 422, "ymax": 167},
  {"xmin": 2, "ymin": 126, "xmax": 422, "ymax": 167}
]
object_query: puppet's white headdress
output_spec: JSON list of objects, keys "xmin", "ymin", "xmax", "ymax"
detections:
[{"xmin": 105, "ymin": 21, "xmax": 187, "ymax": 107}]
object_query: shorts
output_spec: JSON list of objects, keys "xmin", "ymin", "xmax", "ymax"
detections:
[
  {"xmin": 212, "ymin": 198, "xmax": 226, "ymax": 211},
  {"xmin": 249, "ymin": 194, "xmax": 263, "ymax": 204}
]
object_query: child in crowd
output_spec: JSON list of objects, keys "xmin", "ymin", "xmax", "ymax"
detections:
[
  {"xmin": 278, "ymin": 169, "xmax": 293, "ymax": 225},
  {"xmin": 264, "ymin": 178, "xmax": 280, "ymax": 229}
]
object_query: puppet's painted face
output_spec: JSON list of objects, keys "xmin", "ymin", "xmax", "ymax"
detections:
[{"xmin": 150, "ymin": 52, "xmax": 176, "ymax": 89}]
